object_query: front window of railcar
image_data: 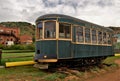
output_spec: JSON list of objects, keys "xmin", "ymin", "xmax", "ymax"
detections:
[
  {"xmin": 36, "ymin": 22, "xmax": 43, "ymax": 39},
  {"xmin": 44, "ymin": 21, "xmax": 56, "ymax": 38},
  {"xmin": 59, "ymin": 23, "xmax": 71, "ymax": 38}
]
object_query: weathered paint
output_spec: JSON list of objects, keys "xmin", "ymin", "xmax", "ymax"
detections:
[
  {"xmin": 35, "ymin": 14, "xmax": 114, "ymax": 62},
  {"xmin": 58, "ymin": 40, "xmax": 72, "ymax": 58},
  {"xmin": 35, "ymin": 40, "xmax": 57, "ymax": 60}
]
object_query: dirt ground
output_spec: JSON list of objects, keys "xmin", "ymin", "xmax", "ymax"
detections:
[
  {"xmin": 85, "ymin": 59, "xmax": 120, "ymax": 81},
  {"xmin": 63, "ymin": 59, "xmax": 120, "ymax": 81}
]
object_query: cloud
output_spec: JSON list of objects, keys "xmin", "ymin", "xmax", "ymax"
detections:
[{"xmin": 0, "ymin": 0, "xmax": 120, "ymax": 26}]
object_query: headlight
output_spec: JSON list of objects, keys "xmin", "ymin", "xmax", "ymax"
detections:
[{"xmin": 44, "ymin": 55, "xmax": 47, "ymax": 58}]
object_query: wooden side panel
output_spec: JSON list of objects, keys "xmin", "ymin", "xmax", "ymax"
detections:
[
  {"xmin": 35, "ymin": 40, "xmax": 57, "ymax": 59},
  {"xmin": 58, "ymin": 40, "xmax": 72, "ymax": 59},
  {"xmin": 72, "ymin": 44, "xmax": 114, "ymax": 58}
]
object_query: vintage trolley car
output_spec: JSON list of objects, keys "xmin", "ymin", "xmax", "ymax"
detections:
[{"xmin": 34, "ymin": 14, "xmax": 114, "ymax": 67}]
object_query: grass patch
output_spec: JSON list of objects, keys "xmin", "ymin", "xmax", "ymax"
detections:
[
  {"xmin": 0, "ymin": 50, "xmax": 34, "ymax": 65},
  {"xmin": 1, "ymin": 57, "xmax": 33, "ymax": 65},
  {"xmin": 92, "ymin": 66, "xmax": 100, "ymax": 72},
  {"xmin": 44, "ymin": 73, "xmax": 67, "ymax": 81},
  {"xmin": 2, "ymin": 49, "xmax": 34, "ymax": 53},
  {"xmin": 0, "ymin": 67, "xmax": 66, "ymax": 81},
  {"xmin": 103, "ymin": 56, "xmax": 120, "ymax": 64},
  {"xmin": 0, "ymin": 66, "xmax": 47, "ymax": 77},
  {"xmin": 30, "ymin": 70, "xmax": 47, "ymax": 77},
  {"xmin": 2, "ymin": 52, "xmax": 34, "ymax": 58}
]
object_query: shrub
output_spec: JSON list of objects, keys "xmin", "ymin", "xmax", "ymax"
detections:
[
  {"xmin": 26, "ymin": 44, "xmax": 35, "ymax": 50},
  {"xmin": 1, "ymin": 44, "xmax": 35, "ymax": 50},
  {"xmin": 0, "ymin": 44, "xmax": 4, "ymax": 49}
]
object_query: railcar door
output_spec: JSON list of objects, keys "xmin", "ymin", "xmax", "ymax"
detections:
[
  {"xmin": 58, "ymin": 23, "xmax": 72, "ymax": 59},
  {"xmin": 71, "ymin": 26, "xmax": 84, "ymax": 58}
]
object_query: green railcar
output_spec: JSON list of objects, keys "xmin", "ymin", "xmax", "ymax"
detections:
[{"xmin": 34, "ymin": 14, "xmax": 114, "ymax": 66}]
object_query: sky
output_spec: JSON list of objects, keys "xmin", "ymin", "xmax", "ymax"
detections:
[{"xmin": 0, "ymin": 0, "xmax": 120, "ymax": 27}]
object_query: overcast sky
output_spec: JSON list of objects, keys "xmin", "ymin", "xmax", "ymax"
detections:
[{"xmin": 0, "ymin": 0, "xmax": 120, "ymax": 27}]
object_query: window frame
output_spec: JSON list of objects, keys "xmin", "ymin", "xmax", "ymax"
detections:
[
  {"xmin": 98, "ymin": 30, "xmax": 103, "ymax": 44},
  {"xmin": 103, "ymin": 31, "xmax": 108, "ymax": 45},
  {"xmin": 91, "ymin": 29, "xmax": 97, "ymax": 44},
  {"xmin": 75, "ymin": 26, "xmax": 84, "ymax": 43},
  {"xmin": 36, "ymin": 20, "xmax": 57, "ymax": 41},
  {"xmin": 85, "ymin": 28, "xmax": 91, "ymax": 43},
  {"xmin": 71, "ymin": 25, "xmax": 112, "ymax": 46},
  {"xmin": 36, "ymin": 22, "xmax": 43, "ymax": 40},
  {"xmin": 44, "ymin": 21, "xmax": 56, "ymax": 39},
  {"xmin": 58, "ymin": 22, "xmax": 72, "ymax": 40},
  {"xmin": 107, "ymin": 33, "xmax": 112, "ymax": 45}
]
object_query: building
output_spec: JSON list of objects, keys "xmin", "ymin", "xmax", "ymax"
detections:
[
  {"xmin": 20, "ymin": 35, "xmax": 33, "ymax": 44},
  {"xmin": 0, "ymin": 25, "xmax": 20, "ymax": 45},
  {"xmin": 0, "ymin": 25, "xmax": 33, "ymax": 45}
]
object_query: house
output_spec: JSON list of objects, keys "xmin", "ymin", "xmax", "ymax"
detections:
[
  {"xmin": 20, "ymin": 35, "xmax": 33, "ymax": 44},
  {"xmin": 0, "ymin": 25, "xmax": 20, "ymax": 45}
]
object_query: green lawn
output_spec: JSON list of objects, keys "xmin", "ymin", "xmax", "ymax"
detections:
[
  {"xmin": 0, "ymin": 65, "xmax": 47, "ymax": 80},
  {"xmin": 0, "ymin": 65, "xmax": 66, "ymax": 81},
  {"xmin": 0, "ymin": 50, "xmax": 35, "ymax": 65},
  {"xmin": 2, "ymin": 50, "xmax": 34, "ymax": 53}
]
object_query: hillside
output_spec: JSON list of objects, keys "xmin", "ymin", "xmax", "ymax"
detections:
[{"xmin": 0, "ymin": 22, "xmax": 35, "ymax": 38}]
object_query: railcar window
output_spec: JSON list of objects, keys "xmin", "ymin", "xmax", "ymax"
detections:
[
  {"xmin": 37, "ymin": 22, "xmax": 43, "ymax": 39},
  {"xmin": 107, "ymin": 33, "xmax": 112, "ymax": 44},
  {"xmin": 59, "ymin": 23, "xmax": 71, "ymax": 38},
  {"xmin": 98, "ymin": 31, "xmax": 102, "ymax": 44},
  {"xmin": 92, "ymin": 30, "xmax": 97, "ymax": 44},
  {"xmin": 85, "ymin": 28, "xmax": 91, "ymax": 43},
  {"xmin": 76, "ymin": 26, "xmax": 84, "ymax": 42},
  {"xmin": 103, "ymin": 32, "xmax": 107, "ymax": 44},
  {"xmin": 44, "ymin": 21, "xmax": 56, "ymax": 38}
]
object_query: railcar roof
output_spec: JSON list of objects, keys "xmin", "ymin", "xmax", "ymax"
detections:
[{"xmin": 36, "ymin": 14, "xmax": 113, "ymax": 32}]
